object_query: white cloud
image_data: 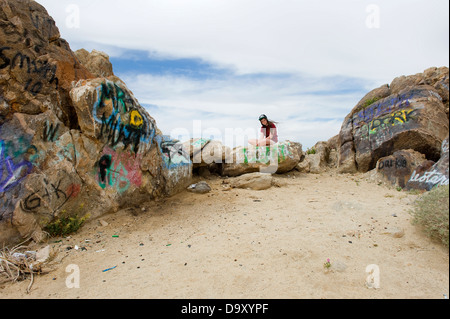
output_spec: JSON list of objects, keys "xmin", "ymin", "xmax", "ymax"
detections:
[
  {"xmin": 35, "ymin": 0, "xmax": 449, "ymax": 147},
  {"xmin": 119, "ymin": 72, "xmax": 365, "ymax": 148},
  {"xmin": 39, "ymin": 0, "xmax": 449, "ymax": 83}
]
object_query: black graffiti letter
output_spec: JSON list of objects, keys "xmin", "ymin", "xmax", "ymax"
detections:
[
  {"xmin": 99, "ymin": 155, "xmax": 112, "ymax": 183},
  {"xmin": 0, "ymin": 47, "xmax": 11, "ymax": 69}
]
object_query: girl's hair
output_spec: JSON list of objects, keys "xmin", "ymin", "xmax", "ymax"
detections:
[{"xmin": 259, "ymin": 114, "xmax": 278, "ymax": 126}]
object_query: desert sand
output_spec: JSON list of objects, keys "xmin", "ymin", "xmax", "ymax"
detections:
[{"xmin": 0, "ymin": 170, "xmax": 449, "ymax": 299}]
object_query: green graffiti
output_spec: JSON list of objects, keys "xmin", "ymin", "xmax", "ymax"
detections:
[
  {"xmin": 242, "ymin": 145, "xmax": 291, "ymax": 164},
  {"xmin": 98, "ymin": 160, "xmax": 130, "ymax": 194}
]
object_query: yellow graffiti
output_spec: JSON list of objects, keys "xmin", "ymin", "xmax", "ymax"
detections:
[
  {"xmin": 129, "ymin": 110, "xmax": 144, "ymax": 128},
  {"xmin": 367, "ymin": 108, "xmax": 417, "ymax": 136}
]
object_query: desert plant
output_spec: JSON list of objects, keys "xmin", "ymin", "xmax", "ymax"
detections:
[
  {"xmin": 410, "ymin": 185, "xmax": 449, "ymax": 247},
  {"xmin": 363, "ymin": 97, "xmax": 381, "ymax": 108},
  {"xmin": 306, "ymin": 147, "xmax": 316, "ymax": 155},
  {"xmin": 44, "ymin": 210, "xmax": 89, "ymax": 238}
]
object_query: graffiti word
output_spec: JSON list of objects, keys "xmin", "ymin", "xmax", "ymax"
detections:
[
  {"xmin": 0, "ymin": 47, "xmax": 59, "ymax": 95},
  {"xmin": 94, "ymin": 81, "xmax": 155, "ymax": 154},
  {"xmin": 22, "ymin": 177, "xmax": 79, "ymax": 215},
  {"xmin": 0, "ymin": 140, "xmax": 33, "ymax": 193},
  {"xmin": 242, "ymin": 144, "xmax": 293, "ymax": 165},
  {"xmin": 409, "ymin": 169, "xmax": 449, "ymax": 188},
  {"xmin": 378, "ymin": 158, "xmax": 407, "ymax": 170},
  {"xmin": 354, "ymin": 90, "xmax": 425, "ymax": 126},
  {"xmin": 361, "ymin": 108, "xmax": 417, "ymax": 139}
]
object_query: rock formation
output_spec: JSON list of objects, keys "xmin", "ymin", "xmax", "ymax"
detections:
[
  {"xmin": 74, "ymin": 49, "xmax": 114, "ymax": 78},
  {"xmin": 338, "ymin": 67, "xmax": 449, "ymax": 174},
  {"xmin": 1, "ymin": 0, "xmax": 447, "ymax": 247},
  {"xmin": 0, "ymin": 0, "xmax": 191, "ymax": 246}
]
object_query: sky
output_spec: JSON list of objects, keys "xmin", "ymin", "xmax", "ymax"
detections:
[{"xmin": 38, "ymin": 0, "xmax": 449, "ymax": 149}]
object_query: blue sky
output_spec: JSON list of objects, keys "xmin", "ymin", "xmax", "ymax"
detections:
[{"xmin": 38, "ymin": 0, "xmax": 449, "ymax": 148}]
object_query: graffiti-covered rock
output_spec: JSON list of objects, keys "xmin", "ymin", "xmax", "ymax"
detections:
[
  {"xmin": 406, "ymin": 136, "xmax": 449, "ymax": 191},
  {"xmin": 374, "ymin": 149, "xmax": 430, "ymax": 188},
  {"xmin": 338, "ymin": 67, "xmax": 449, "ymax": 173},
  {"xmin": 182, "ymin": 138, "xmax": 231, "ymax": 169},
  {"xmin": 0, "ymin": 0, "xmax": 192, "ymax": 246},
  {"xmin": 222, "ymin": 141, "xmax": 303, "ymax": 177},
  {"xmin": 0, "ymin": 0, "xmax": 93, "ymax": 127}
]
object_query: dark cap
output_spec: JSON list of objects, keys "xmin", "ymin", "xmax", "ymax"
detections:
[{"xmin": 259, "ymin": 114, "xmax": 268, "ymax": 121}]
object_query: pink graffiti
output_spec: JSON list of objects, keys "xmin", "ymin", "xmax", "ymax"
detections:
[{"xmin": 97, "ymin": 148, "xmax": 142, "ymax": 193}]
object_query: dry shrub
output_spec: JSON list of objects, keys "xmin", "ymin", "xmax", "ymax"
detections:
[
  {"xmin": 0, "ymin": 241, "xmax": 53, "ymax": 293},
  {"xmin": 410, "ymin": 185, "xmax": 449, "ymax": 247}
]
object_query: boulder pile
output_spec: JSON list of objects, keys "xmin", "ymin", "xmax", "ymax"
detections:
[{"xmin": 0, "ymin": 0, "xmax": 191, "ymax": 246}]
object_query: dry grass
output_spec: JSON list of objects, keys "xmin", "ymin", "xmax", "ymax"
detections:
[{"xmin": 0, "ymin": 239, "xmax": 51, "ymax": 294}]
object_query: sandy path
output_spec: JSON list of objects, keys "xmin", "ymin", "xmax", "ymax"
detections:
[{"xmin": 1, "ymin": 171, "xmax": 448, "ymax": 299}]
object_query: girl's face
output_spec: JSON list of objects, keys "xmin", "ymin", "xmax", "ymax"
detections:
[{"xmin": 260, "ymin": 118, "xmax": 268, "ymax": 126}]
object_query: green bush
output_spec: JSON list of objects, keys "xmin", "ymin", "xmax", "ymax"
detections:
[
  {"xmin": 44, "ymin": 211, "xmax": 89, "ymax": 237},
  {"xmin": 306, "ymin": 147, "xmax": 316, "ymax": 155},
  {"xmin": 363, "ymin": 97, "xmax": 381, "ymax": 108},
  {"xmin": 410, "ymin": 185, "xmax": 449, "ymax": 247}
]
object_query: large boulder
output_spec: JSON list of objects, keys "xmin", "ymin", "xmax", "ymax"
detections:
[
  {"xmin": 0, "ymin": 0, "xmax": 192, "ymax": 246},
  {"xmin": 222, "ymin": 140, "xmax": 303, "ymax": 177},
  {"xmin": 371, "ymin": 149, "xmax": 430, "ymax": 188},
  {"xmin": 229, "ymin": 172, "xmax": 273, "ymax": 190},
  {"xmin": 338, "ymin": 67, "xmax": 449, "ymax": 173},
  {"xmin": 296, "ymin": 141, "xmax": 333, "ymax": 174},
  {"xmin": 74, "ymin": 49, "xmax": 114, "ymax": 78}
]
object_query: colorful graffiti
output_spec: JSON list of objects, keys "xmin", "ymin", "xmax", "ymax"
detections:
[
  {"xmin": 96, "ymin": 148, "xmax": 143, "ymax": 194},
  {"xmin": 0, "ymin": 140, "xmax": 33, "ymax": 193},
  {"xmin": 93, "ymin": 81, "xmax": 156, "ymax": 154},
  {"xmin": 241, "ymin": 143, "xmax": 293, "ymax": 165},
  {"xmin": 372, "ymin": 109, "xmax": 416, "ymax": 133},
  {"xmin": 351, "ymin": 89, "xmax": 432, "ymax": 141},
  {"xmin": 353, "ymin": 89, "xmax": 429, "ymax": 125},
  {"xmin": 359, "ymin": 108, "xmax": 418, "ymax": 139},
  {"xmin": 156, "ymin": 135, "xmax": 191, "ymax": 170}
]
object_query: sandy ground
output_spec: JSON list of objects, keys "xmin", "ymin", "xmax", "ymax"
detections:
[{"xmin": 1, "ymin": 170, "xmax": 449, "ymax": 299}]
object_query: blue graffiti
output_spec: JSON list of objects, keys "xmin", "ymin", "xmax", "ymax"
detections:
[
  {"xmin": 93, "ymin": 81, "xmax": 156, "ymax": 154},
  {"xmin": 0, "ymin": 140, "xmax": 33, "ymax": 193},
  {"xmin": 155, "ymin": 135, "xmax": 191, "ymax": 170},
  {"xmin": 353, "ymin": 88, "xmax": 433, "ymax": 126}
]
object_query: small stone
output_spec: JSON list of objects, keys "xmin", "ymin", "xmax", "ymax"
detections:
[
  {"xmin": 99, "ymin": 220, "xmax": 108, "ymax": 227},
  {"xmin": 331, "ymin": 260, "xmax": 348, "ymax": 272},
  {"xmin": 187, "ymin": 181, "xmax": 212, "ymax": 194},
  {"xmin": 384, "ymin": 227, "xmax": 405, "ymax": 238}
]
